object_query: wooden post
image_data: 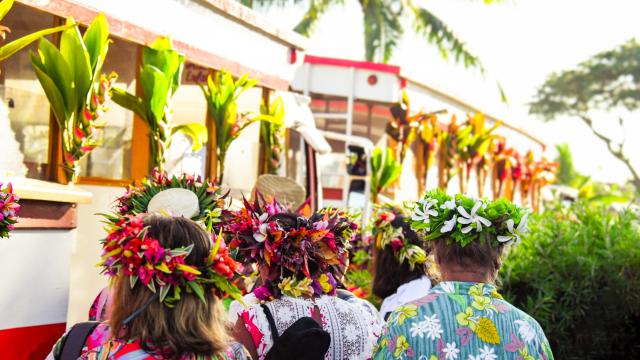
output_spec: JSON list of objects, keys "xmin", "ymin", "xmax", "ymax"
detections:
[
  {"xmin": 257, "ymin": 87, "xmax": 271, "ymax": 176},
  {"xmin": 205, "ymin": 70, "xmax": 218, "ymax": 181},
  {"xmin": 130, "ymin": 45, "xmax": 150, "ymax": 182}
]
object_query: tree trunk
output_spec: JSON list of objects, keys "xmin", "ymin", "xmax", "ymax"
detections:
[{"xmin": 580, "ymin": 115, "xmax": 640, "ymax": 191}]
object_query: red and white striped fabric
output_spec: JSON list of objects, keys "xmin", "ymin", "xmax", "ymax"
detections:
[{"xmin": 0, "ymin": 230, "xmax": 73, "ymax": 359}]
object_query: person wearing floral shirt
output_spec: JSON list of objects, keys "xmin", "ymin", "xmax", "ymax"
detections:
[{"xmin": 373, "ymin": 190, "xmax": 553, "ymax": 360}]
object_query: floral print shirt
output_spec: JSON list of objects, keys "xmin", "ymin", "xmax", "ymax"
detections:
[
  {"xmin": 47, "ymin": 323, "xmax": 251, "ymax": 360},
  {"xmin": 373, "ymin": 281, "xmax": 553, "ymax": 360}
]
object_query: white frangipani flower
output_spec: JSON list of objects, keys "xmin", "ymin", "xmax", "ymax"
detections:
[
  {"xmin": 457, "ymin": 201, "xmax": 492, "ymax": 234},
  {"xmin": 412, "ymin": 198, "xmax": 439, "ymax": 222},
  {"xmin": 441, "ymin": 199, "xmax": 457, "ymax": 210},
  {"xmin": 441, "ymin": 215, "xmax": 458, "ymax": 233},
  {"xmin": 497, "ymin": 213, "xmax": 529, "ymax": 243}
]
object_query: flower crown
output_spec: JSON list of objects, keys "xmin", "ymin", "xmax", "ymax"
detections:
[
  {"xmin": 99, "ymin": 214, "xmax": 243, "ymax": 306},
  {"xmin": 225, "ymin": 197, "xmax": 358, "ymax": 300},
  {"xmin": 0, "ymin": 182, "xmax": 20, "ymax": 238},
  {"xmin": 410, "ymin": 190, "xmax": 529, "ymax": 247},
  {"xmin": 369, "ymin": 203, "xmax": 427, "ymax": 269},
  {"xmin": 114, "ymin": 169, "xmax": 226, "ymax": 226}
]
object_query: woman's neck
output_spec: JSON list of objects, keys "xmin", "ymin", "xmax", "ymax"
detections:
[{"xmin": 440, "ymin": 269, "xmax": 492, "ymax": 283}]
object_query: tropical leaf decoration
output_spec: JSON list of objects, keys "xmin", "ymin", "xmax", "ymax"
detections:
[
  {"xmin": 370, "ymin": 147, "xmax": 402, "ymax": 203},
  {"xmin": 30, "ymin": 14, "xmax": 114, "ymax": 182},
  {"xmin": 456, "ymin": 113, "xmax": 501, "ymax": 195},
  {"xmin": 111, "ymin": 37, "xmax": 207, "ymax": 171},
  {"xmin": 108, "ymin": 169, "xmax": 227, "ymax": 227},
  {"xmin": 0, "ymin": 0, "xmax": 74, "ymax": 63},
  {"xmin": 417, "ymin": 113, "xmax": 439, "ymax": 195},
  {"xmin": 437, "ymin": 115, "xmax": 461, "ymax": 190},
  {"xmin": 259, "ymin": 96, "xmax": 285, "ymax": 174},
  {"xmin": 202, "ymin": 69, "xmax": 273, "ymax": 181},
  {"xmin": 474, "ymin": 317, "xmax": 501, "ymax": 344}
]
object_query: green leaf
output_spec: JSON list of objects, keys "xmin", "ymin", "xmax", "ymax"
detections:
[
  {"xmin": 159, "ymin": 284, "xmax": 171, "ymax": 303},
  {"xmin": 172, "ymin": 123, "xmax": 208, "ymax": 152},
  {"xmin": 60, "ymin": 19, "xmax": 92, "ymax": 106},
  {"xmin": 83, "ymin": 13, "xmax": 109, "ymax": 75},
  {"xmin": 129, "ymin": 274, "xmax": 138, "ymax": 288},
  {"xmin": 30, "ymin": 52, "xmax": 67, "ymax": 126},
  {"xmin": 140, "ymin": 64, "xmax": 170, "ymax": 123},
  {"xmin": 35, "ymin": 38, "xmax": 75, "ymax": 110},
  {"xmin": 111, "ymin": 88, "xmax": 147, "ymax": 120},
  {"xmin": 187, "ymin": 281, "xmax": 207, "ymax": 304},
  {"xmin": 0, "ymin": 22, "xmax": 75, "ymax": 61},
  {"xmin": 0, "ymin": 0, "xmax": 14, "ymax": 22}
]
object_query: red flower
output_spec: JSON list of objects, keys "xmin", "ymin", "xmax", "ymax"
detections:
[{"xmin": 142, "ymin": 239, "xmax": 165, "ymax": 264}]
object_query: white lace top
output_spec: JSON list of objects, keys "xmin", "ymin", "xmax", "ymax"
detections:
[{"xmin": 237, "ymin": 295, "xmax": 382, "ymax": 360}]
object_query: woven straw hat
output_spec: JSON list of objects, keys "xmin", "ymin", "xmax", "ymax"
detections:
[{"xmin": 252, "ymin": 174, "xmax": 306, "ymax": 209}]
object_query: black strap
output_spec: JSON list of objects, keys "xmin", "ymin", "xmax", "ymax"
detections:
[
  {"xmin": 261, "ymin": 304, "xmax": 280, "ymax": 342},
  {"xmin": 58, "ymin": 322, "xmax": 99, "ymax": 360}
]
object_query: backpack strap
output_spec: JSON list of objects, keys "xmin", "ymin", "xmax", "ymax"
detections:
[
  {"xmin": 57, "ymin": 322, "xmax": 99, "ymax": 360},
  {"xmin": 260, "ymin": 304, "xmax": 280, "ymax": 342}
]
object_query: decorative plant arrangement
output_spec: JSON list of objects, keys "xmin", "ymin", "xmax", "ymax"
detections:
[
  {"xmin": 370, "ymin": 147, "xmax": 402, "ymax": 204},
  {"xmin": 30, "ymin": 15, "xmax": 113, "ymax": 183},
  {"xmin": 0, "ymin": 0, "xmax": 73, "ymax": 63},
  {"xmin": 111, "ymin": 37, "xmax": 207, "ymax": 172},
  {"xmin": 456, "ymin": 113, "xmax": 501, "ymax": 196},
  {"xmin": 436, "ymin": 114, "xmax": 461, "ymax": 190},
  {"xmin": 0, "ymin": 182, "xmax": 20, "ymax": 238},
  {"xmin": 110, "ymin": 168, "xmax": 226, "ymax": 227},
  {"xmin": 202, "ymin": 69, "xmax": 269, "ymax": 182},
  {"xmin": 259, "ymin": 97, "xmax": 285, "ymax": 175}
]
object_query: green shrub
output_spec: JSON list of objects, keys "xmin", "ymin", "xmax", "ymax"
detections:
[{"xmin": 500, "ymin": 202, "xmax": 640, "ymax": 359}]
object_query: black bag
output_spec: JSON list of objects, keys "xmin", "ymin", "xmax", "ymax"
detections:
[
  {"xmin": 55, "ymin": 322, "xmax": 100, "ymax": 360},
  {"xmin": 261, "ymin": 304, "xmax": 331, "ymax": 360}
]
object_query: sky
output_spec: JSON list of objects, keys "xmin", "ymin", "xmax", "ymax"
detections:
[{"xmin": 256, "ymin": 0, "xmax": 640, "ymax": 184}]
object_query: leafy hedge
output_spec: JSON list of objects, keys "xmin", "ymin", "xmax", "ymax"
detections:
[{"xmin": 500, "ymin": 202, "xmax": 640, "ymax": 359}]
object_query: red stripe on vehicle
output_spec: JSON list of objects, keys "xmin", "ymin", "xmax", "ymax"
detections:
[{"xmin": 0, "ymin": 323, "xmax": 66, "ymax": 360}]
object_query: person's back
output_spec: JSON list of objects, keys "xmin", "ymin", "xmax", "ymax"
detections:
[
  {"xmin": 237, "ymin": 295, "xmax": 380, "ymax": 360},
  {"xmin": 374, "ymin": 281, "xmax": 552, "ymax": 360},
  {"xmin": 47, "ymin": 215, "xmax": 250, "ymax": 360},
  {"xmin": 51, "ymin": 323, "xmax": 249, "ymax": 360}
]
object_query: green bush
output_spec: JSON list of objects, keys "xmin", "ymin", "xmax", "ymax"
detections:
[{"xmin": 500, "ymin": 202, "xmax": 640, "ymax": 359}]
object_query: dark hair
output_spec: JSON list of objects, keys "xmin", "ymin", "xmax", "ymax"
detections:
[
  {"xmin": 372, "ymin": 215, "xmax": 428, "ymax": 299},
  {"xmin": 109, "ymin": 216, "xmax": 229, "ymax": 359},
  {"xmin": 432, "ymin": 235, "xmax": 507, "ymax": 280}
]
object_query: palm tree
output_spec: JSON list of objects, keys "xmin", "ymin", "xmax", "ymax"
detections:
[{"xmin": 240, "ymin": 0, "xmax": 497, "ymax": 72}]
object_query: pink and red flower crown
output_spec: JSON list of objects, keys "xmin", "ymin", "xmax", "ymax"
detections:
[
  {"xmin": 99, "ymin": 214, "xmax": 242, "ymax": 306},
  {"xmin": 224, "ymin": 196, "xmax": 358, "ymax": 300}
]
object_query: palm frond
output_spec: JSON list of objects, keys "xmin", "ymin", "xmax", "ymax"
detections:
[
  {"xmin": 363, "ymin": 0, "xmax": 403, "ymax": 63},
  {"xmin": 410, "ymin": 6, "xmax": 484, "ymax": 72},
  {"xmin": 294, "ymin": 0, "xmax": 343, "ymax": 36}
]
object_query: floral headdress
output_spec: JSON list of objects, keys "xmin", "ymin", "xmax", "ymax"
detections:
[
  {"xmin": 114, "ymin": 169, "xmax": 226, "ymax": 227},
  {"xmin": 99, "ymin": 214, "xmax": 243, "ymax": 307},
  {"xmin": 369, "ymin": 203, "xmax": 427, "ymax": 269},
  {"xmin": 410, "ymin": 190, "xmax": 529, "ymax": 247},
  {"xmin": 225, "ymin": 197, "xmax": 358, "ymax": 301},
  {"xmin": 0, "ymin": 182, "xmax": 20, "ymax": 238}
]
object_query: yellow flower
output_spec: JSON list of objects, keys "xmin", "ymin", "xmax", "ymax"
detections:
[
  {"xmin": 469, "ymin": 283, "xmax": 484, "ymax": 297},
  {"xmin": 429, "ymin": 356, "xmax": 438, "ymax": 360},
  {"xmin": 491, "ymin": 288, "xmax": 504, "ymax": 300},
  {"xmin": 455, "ymin": 307, "xmax": 477, "ymax": 331},
  {"xmin": 394, "ymin": 336, "xmax": 410, "ymax": 358},
  {"xmin": 393, "ymin": 304, "xmax": 418, "ymax": 325},
  {"xmin": 519, "ymin": 347, "xmax": 535, "ymax": 360},
  {"xmin": 278, "ymin": 277, "xmax": 314, "ymax": 297},
  {"xmin": 317, "ymin": 273, "xmax": 333, "ymax": 294},
  {"xmin": 472, "ymin": 295, "xmax": 491, "ymax": 311}
]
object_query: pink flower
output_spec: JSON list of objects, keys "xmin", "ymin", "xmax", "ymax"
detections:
[
  {"xmin": 253, "ymin": 285, "xmax": 272, "ymax": 301},
  {"xmin": 391, "ymin": 238, "xmax": 403, "ymax": 251},
  {"xmin": 138, "ymin": 265, "xmax": 155, "ymax": 286},
  {"xmin": 142, "ymin": 239, "xmax": 165, "ymax": 264}
]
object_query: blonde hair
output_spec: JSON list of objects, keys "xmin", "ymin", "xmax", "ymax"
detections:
[{"xmin": 108, "ymin": 216, "xmax": 230, "ymax": 358}]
